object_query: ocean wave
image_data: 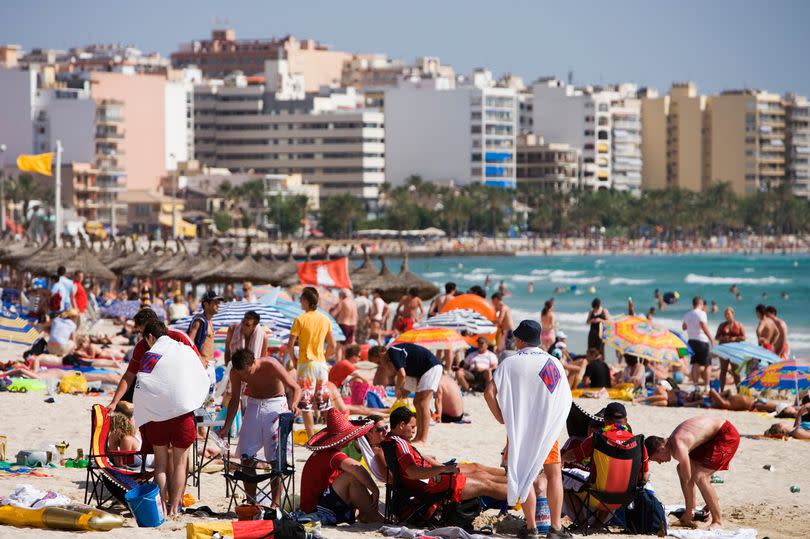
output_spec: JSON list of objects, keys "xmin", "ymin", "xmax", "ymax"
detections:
[
  {"xmin": 511, "ymin": 309, "xmax": 589, "ymax": 332},
  {"xmin": 530, "ymin": 269, "xmax": 552, "ymax": 276},
  {"xmin": 684, "ymin": 274, "xmax": 791, "ymax": 285},
  {"xmin": 790, "ymin": 332, "xmax": 810, "ymax": 342},
  {"xmin": 743, "ymin": 267, "xmax": 754, "ymax": 273},
  {"xmin": 423, "ymin": 272, "xmax": 446, "ymax": 278},
  {"xmin": 551, "ymin": 276, "xmax": 603, "ymax": 285},
  {"xmin": 609, "ymin": 277, "xmax": 654, "ymax": 286},
  {"xmin": 469, "ymin": 267, "xmax": 494, "ymax": 274},
  {"xmin": 511, "ymin": 274, "xmax": 538, "ymax": 282}
]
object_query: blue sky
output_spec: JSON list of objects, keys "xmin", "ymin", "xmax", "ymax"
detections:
[{"xmin": 2, "ymin": 0, "xmax": 808, "ymax": 96}]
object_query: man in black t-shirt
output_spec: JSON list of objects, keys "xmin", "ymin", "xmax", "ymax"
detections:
[
  {"xmin": 369, "ymin": 343, "xmax": 443, "ymax": 443},
  {"xmin": 582, "ymin": 350, "xmax": 612, "ymax": 389}
]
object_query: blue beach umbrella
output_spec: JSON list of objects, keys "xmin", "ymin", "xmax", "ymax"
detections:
[
  {"xmin": 170, "ymin": 301, "xmax": 292, "ymax": 339},
  {"xmin": 271, "ymin": 299, "xmax": 345, "ymax": 341},
  {"xmin": 711, "ymin": 342, "xmax": 782, "ymax": 367}
]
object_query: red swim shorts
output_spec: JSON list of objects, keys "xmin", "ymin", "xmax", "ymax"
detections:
[
  {"xmin": 426, "ymin": 472, "xmax": 467, "ymax": 503},
  {"xmin": 395, "ymin": 318, "xmax": 415, "ymax": 333},
  {"xmin": 689, "ymin": 420, "xmax": 740, "ymax": 471},
  {"xmin": 140, "ymin": 412, "xmax": 196, "ymax": 450}
]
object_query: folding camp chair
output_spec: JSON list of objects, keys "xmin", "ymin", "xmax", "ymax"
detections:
[
  {"xmin": 379, "ymin": 438, "xmax": 483, "ymax": 529},
  {"xmin": 223, "ymin": 412, "xmax": 295, "ymax": 512},
  {"xmin": 572, "ymin": 432, "xmax": 645, "ymax": 535},
  {"xmin": 85, "ymin": 404, "xmax": 152, "ymax": 509}
]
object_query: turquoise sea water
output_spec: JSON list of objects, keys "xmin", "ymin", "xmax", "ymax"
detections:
[{"xmin": 389, "ymin": 254, "xmax": 810, "ymax": 357}]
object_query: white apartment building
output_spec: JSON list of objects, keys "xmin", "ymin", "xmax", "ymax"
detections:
[
  {"xmin": 0, "ymin": 68, "xmax": 95, "ymax": 162},
  {"xmin": 384, "ymin": 69, "xmax": 517, "ymax": 188},
  {"xmin": 784, "ymin": 94, "xmax": 810, "ymax": 198},
  {"xmin": 194, "ymin": 61, "xmax": 385, "ymax": 203},
  {"xmin": 532, "ymin": 79, "xmax": 642, "ymax": 192}
]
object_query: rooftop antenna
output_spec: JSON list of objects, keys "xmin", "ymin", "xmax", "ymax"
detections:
[{"xmin": 567, "ymin": 70, "xmax": 573, "ymax": 85}]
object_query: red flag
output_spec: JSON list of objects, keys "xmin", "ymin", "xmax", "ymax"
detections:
[{"xmin": 297, "ymin": 257, "xmax": 353, "ymax": 289}]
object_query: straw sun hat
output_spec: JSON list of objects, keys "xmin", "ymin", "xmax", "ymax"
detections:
[{"xmin": 306, "ymin": 409, "xmax": 375, "ymax": 451}]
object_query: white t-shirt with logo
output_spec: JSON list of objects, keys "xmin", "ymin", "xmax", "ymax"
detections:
[{"xmin": 683, "ymin": 308, "xmax": 709, "ymax": 342}]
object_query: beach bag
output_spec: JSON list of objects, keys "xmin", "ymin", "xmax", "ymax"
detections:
[
  {"xmin": 625, "ymin": 488, "xmax": 667, "ymax": 535},
  {"xmin": 59, "ymin": 372, "xmax": 88, "ymax": 394},
  {"xmin": 443, "ymin": 498, "xmax": 483, "ymax": 531},
  {"xmin": 48, "ymin": 291, "xmax": 62, "ymax": 312},
  {"xmin": 389, "ymin": 398, "xmax": 415, "ymax": 414}
]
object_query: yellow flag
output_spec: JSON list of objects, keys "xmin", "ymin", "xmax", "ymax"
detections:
[{"xmin": 16, "ymin": 152, "xmax": 54, "ymax": 176}]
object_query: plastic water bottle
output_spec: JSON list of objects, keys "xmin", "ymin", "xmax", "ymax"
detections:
[{"xmin": 535, "ymin": 497, "xmax": 551, "ymax": 534}]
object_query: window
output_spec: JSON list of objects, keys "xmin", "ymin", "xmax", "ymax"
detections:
[
  {"xmin": 597, "ymin": 130, "xmax": 609, "ymax": 140},
  {"xmin": 471, "ymin": 125, "xmax": 481, "ymax": 134},
  {"xmin": 584, "ymin": 130, "xmax": 594, "ymax": 136},
  {"xmin": 598, "ymin": 117, "xmax": 609, "ymax": 126},
  {"xmin": 598, "ymin": 103, "xmax": 609, "ymax": 112}
]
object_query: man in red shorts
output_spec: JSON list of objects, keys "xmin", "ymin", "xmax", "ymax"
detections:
[
  {"xmin": 393, "ymin": 288, "xmax": 423, "ymax": 335},
  {"xmin": 130, "ymin": 321, "xmax": 209, "ymax": 515},
  {"xmin": 385, "ymin": 407, "xmax": 507, "ymax": 509},
  {"xmin": 646, "ymin": 416, "xmax": 740, "ymax": 530}
]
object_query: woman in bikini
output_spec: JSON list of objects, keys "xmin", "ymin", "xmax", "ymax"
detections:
[
  {"xmin": 714, "ymin": 307, "xmax": 746, "ymax": 392},
  {"xmin": 585, "ymin": 298, "xmax": 609, "ymax": 356},
  {"xmin": 540, "ymin": 300, "xmax": 556, "ymax": 350}
]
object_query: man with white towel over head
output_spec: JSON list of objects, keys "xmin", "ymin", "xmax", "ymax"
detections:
[{"xmin": 485, "ymin": 320, "xmax": 573, "ymax": 539}]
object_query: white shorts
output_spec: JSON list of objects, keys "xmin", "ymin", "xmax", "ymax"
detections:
[
  {"xmin": 404, "ymin": 364, "xmax": 443, "ymax": 394},
  {"xmin": 236, "ymin": 396, "xmax": 290, "ymax": 461}
]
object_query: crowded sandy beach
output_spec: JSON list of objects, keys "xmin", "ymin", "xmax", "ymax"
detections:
[{"xmin": 0, "ymin": 240, "xmax": 807, "ymax": 539}]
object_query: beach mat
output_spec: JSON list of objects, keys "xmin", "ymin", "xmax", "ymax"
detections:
[
  {"xmin": 0, "ymin": 461, "xmax": 50, "ymax": 478},
  {"xmin": 668, "ymin": 528, "xmax": 757, "ymax": 539}
]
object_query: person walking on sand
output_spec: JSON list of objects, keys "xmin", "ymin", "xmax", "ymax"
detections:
[
  {"xmin": 682, "ymin": 297, "xmax": 714, "ymax": 392},
  {"xmin": 645, "ymin": 416, "xmax": 740, "ymax": 530},
  {"xmin": 484, "ymin": 320, "xmax": 573, "ymax": 539},
  {"xmin": 288, "ymin": 286, "xmax": 335, "ymax": 438},
  {"xmin": 368, "ymin": 343, "xmax": 443, "ymax": 444},
  {"xmin": 491, "ymin": 292, "xmax": 515, "ymax": 353},
  {"xmin": 714, "ymin": 307, "xmax": 746, "ymax": 391}
]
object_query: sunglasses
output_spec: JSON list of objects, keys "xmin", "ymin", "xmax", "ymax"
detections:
[{"xmin": 374, "ymin": 426, "xmax": 388, "ymax": 434}]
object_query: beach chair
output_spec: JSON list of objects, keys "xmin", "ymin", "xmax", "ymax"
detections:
[
  {"xmin": 84, "ymin": 404, "xmax": 152, "ymax": 509},
  {"xmin": 380, "ymin": 439, "xmax": 482, "ymax": 529},
  {"xmin": 223, "ymin": 412, "xmax": 295, "ymax": 513},
  {"xmin": 572, "ymin": 432, "xmax": 645, "ymax": 535}
]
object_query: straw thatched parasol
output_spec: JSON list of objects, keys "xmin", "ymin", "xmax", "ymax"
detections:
[
  {"xmin": 273, "ymin": 243, "xmax": 301, "ymax": 287},
  {"xmin": 361, "ymin": 256, "xmax": 399, "ymax": 302},
  {"xmin": 393, "ymin": 254, "xmax": 439, "ymax": 300},
  {"xmin": 17, "ymin": 243, "xmax": 77, "ymax": 276},
  {"xmin": 0, "ymin": 241, "xmax": 47, "ymax": 266},
  {"xmin": 61, "ymin": 249, "xmax": 116, "ymax": 280},
  {"xmin": 163, "ymin": 249, "xmax": 226, "ymax": 282},
  {"xmin": 361, "ymin": 255, "xmax": 438, "ymax": 303},
  {"xmin": 196, "ymin": 255, "xmax": 276, "ymax": 284},
  {"xmin": 350, "ymin": 246, "xmax": 378, "ymax": 292},
  {"xmin": 107, "ymin": 247, "xmax": 147, "ymax": 274}
]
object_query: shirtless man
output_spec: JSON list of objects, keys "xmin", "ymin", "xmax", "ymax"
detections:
[
  {"xmin": 221, "ymin": 349, "xmax": 301, "ymax": 506},
  {"xmin": 754, "ymin": 304, "xmax": 781, "ymax": 352},
  {"xmin": 394, "ymin": 287, "xmax": 424, "ymax": 335},
  {"xmin": 428, "ymin": 282, "xmax": 456, "ymax": 317},
  {"xmin": 438, "ymin": 373, "xmax": 465, "ymax": 423},
  {"xmin": 330, "ymin": 290, "xmax": 358, "ymax": 359},
  {"xmin": 645, "ymin": 417, "xmax": 740, "ymax": 530},
  {"xmin": 491, "ymin": 292, "xmax": 515, "ymax": 353},
  {"xmin": 765, "ymin": 306, "xmax": 790, "ymax": 359}
]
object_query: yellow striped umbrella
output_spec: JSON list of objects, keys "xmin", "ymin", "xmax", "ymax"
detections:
[
  {"xmin": 392, "ymin": 327, "xmax": 469, "ymax": 352},
  {"xmin": 0, "ymin": 313, "xmax": 41, "ymax": 346},
  {"xmin": 600, "ymin": 315, "xmax": 689, "ymax": 365}
]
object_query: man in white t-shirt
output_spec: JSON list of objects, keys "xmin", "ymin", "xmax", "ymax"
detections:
[
  {"xmin": 682, "ymin": 296, "xmax": 714, "ymax": 391},
  {"xmin": 455, "ymin": 337, "xmax": 499, "ymax": 392}
]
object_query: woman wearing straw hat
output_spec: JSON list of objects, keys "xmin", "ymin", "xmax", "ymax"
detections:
[{"xmin": 300, "ymin": 409, "xmax": 382, "ymax": 525}]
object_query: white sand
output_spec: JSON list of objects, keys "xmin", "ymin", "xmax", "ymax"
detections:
[{"xmin": 0, "ymin": 385, "xmax": 807, "ymax": 539}]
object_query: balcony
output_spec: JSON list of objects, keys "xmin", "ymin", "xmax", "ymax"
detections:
[{"xmin": 96, "ymin": 130, "xmax": 124, "ymax": 141}]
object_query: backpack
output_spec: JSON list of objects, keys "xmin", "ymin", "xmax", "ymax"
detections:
[
  {"xmin": 625, "ymin": 488, "xmax": 667, "ymax": 536},
  {"xmin": 49, "ymin": 291, "xmax": 63, "ymax": 312}
]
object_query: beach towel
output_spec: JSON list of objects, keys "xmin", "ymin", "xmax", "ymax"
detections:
[
  {"xmin": 356, "ymin": 436, "xmax": 385, "ymax": 482},
  {"xmin": 133, "ymin": 335, "xmax": 209, "ymax": 428},
  {"xmin": 667, "ymin": 528, "xmax": 757, "ymax": 539},
  {"xmin": 379, "ymin": 525, "xmax": 491, "ymax": 539},
  {"xmin": 493, "ymin": 347, "xmax": 572, "ymax": 505},
  {"xmin": 0, "ymin": 463, "xmax": 50, "ymax": 478},
  {"xmin": 229, "ymin": 323, "xmax": 266, "ymax": 359}
]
